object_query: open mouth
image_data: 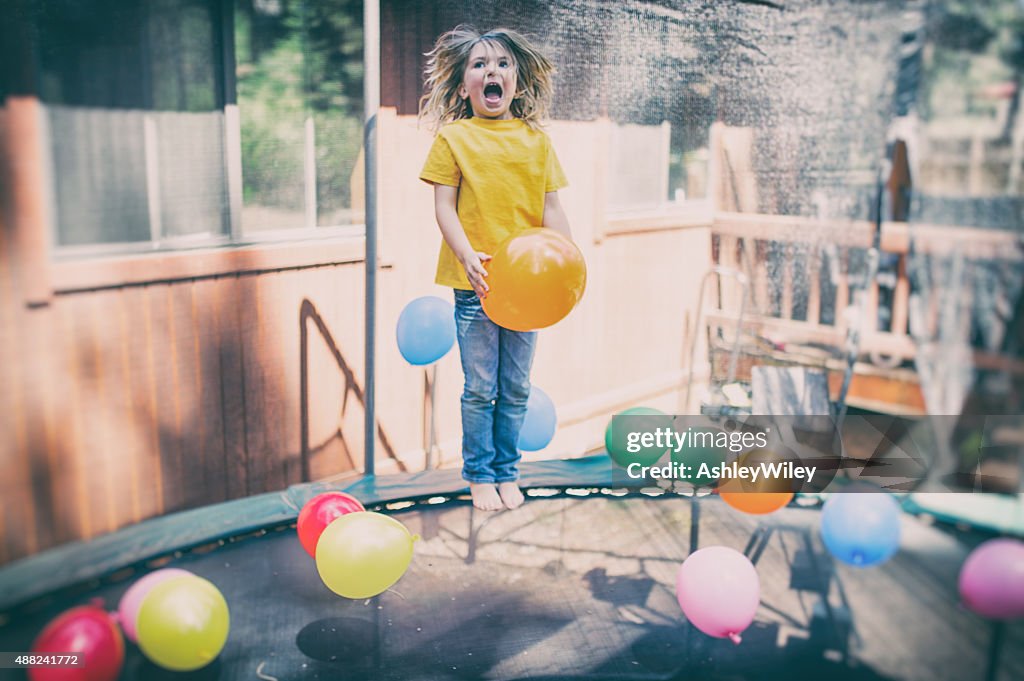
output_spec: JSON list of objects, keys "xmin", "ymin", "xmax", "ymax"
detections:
[{"xmin": 483, "ymin": 83, "xmax": 503, "ymax": 105}]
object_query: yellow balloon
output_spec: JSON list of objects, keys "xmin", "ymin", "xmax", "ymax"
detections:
[
  {"xmin": 136, "ymin": 574, "xmax": 229, "ymax": 671},
  {"xmin": 482, "ymin": 229, "xmax": 587, "ymax": 331},
  {"xmin": 315, "ymin": 512, "xmax": 417, "ymax": 599}
]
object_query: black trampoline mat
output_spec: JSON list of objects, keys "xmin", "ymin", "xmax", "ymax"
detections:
[{"xmin": 2, "ymin": 494, "xmax": 1022, "ymax": 681}]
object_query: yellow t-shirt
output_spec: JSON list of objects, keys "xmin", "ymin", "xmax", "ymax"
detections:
[{"xmin": 419, "ymin": 117, "xmax": 568, "ymax": 289}]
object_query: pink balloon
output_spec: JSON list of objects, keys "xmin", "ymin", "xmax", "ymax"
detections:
[
  {"xmin": 676, "ymin": 546, "xmax": 760, "ymax": 644},
  {"xmin": 958, "ymin": 538, "xmax": 1024, "ymax": 620},
  {"xmin": 117, "ymin": 568, "xmax": 192, "ymax": 643}
]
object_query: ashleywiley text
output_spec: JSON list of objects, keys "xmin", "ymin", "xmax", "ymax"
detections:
[{"xmin": 623, "ymin": 459, "xmax": 817, "ymax": 484}]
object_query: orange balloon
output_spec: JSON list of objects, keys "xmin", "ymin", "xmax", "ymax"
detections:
[
  {"xmin": 717, "ymin": 448, "xmax": 796, "ymax": 515},
  {"xmin": 719, "ymin": 490, "xmax": 794, "ymax": 515},
  {"xmin": 482, "ymin": 229, "xmax": 587, "ymax": 331}
]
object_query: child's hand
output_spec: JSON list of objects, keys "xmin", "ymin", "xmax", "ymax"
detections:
[{"xmin": 460, "ymin": 251, "xmax": 492, "ymax": 298}]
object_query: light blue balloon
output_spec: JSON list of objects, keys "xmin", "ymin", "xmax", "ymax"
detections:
[
  {"xmin": 820, "ymin": 492, "xmax": 902, "ymax": 567},
  {"xmin": 518, "ymin": 386, "xmax": 557, "ymax": 452},
  {"xmin": 396, "ymin": 296, "xmax": 456, "ymax": 365}
]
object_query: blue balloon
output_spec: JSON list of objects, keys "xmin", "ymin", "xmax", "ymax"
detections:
[
  {"xmin": 820, "ymin": 492, "xmax": 902, "ymax": 567},
  {"xmin": 518, "ymin": 386, "xmax": 557, "ymax": 452},
  {"xmin": 396, "ymin": 296, "xmax": 456, "ymax": 365}
]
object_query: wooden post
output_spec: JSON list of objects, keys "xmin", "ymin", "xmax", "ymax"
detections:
[
  {"xmin": 4, "ymin": 97, "xmax": 54, "ymax": 307},
  {"xmin": 891, "ymin": 256, "xmax": 910, "ymax": 336},
  {"xmin": 806, "ymin": 246, "xmax": 821, "ymax": 325},
  {"xmin": 592, "ymin": 117, "xmax": 611, "ymax": 244}
]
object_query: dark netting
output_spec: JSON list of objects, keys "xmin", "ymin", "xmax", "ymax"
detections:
[
  {"xmin": 419, "ymin": 0, "xmax": 911, "ymax": 217},
  {"xmin": 410, "ymin": 0, "xmax": 1024, "ymax": 456},
  {"xmin": 416, "ymin": 1, "xmax": 1024, "ymax": 224}
]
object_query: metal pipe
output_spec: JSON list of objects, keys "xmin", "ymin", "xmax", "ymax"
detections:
[
  {"xmin": 363, "ymin": 0, "xmax": 380, "ymax": 477},
  {"xmin": 683, "ymin": 266, "xmax": 750, "ymax": 413},
  {"xmin": 426, "ymin": 364, "xmax": 438, "ymax": 469},
  {"xmin": 835, "ymin": 169, "xmax": 886, "ymax": 429}
]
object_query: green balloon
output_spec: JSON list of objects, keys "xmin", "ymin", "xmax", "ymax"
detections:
[
  {"xmin": 605, "ymin": 407, "xmax": 672, "ymax": 467},
  {"xmin": 136, "ymin": 574, "xmax": 230, "ymax": 672},
  {"xmin": 671, "ymin": 426, "xmax": 728, "ymax": 487},
  {"xmin": 316, "ymin": 512, "xmax": 417, "ymax": 599}
]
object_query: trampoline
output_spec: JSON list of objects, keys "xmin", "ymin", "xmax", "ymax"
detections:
[{"xmin": 1, "ymin": 457, "xmax": 1023, "ymax": 681}]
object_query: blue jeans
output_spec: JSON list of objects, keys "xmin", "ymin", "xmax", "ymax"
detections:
[{"xmin": 453, "ymin": 288, "xmax": 537, "ymax": 483}]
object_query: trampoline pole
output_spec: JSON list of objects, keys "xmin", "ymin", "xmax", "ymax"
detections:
[
  {"xmin": 985, "ymin": 621, "xmax": 1005, "ymax": 681},
  {"xmin": 426, "ymin": 364, "xmax": 438, "ymax": 469},
  {"xmin": 363, "ymin": 0, "xmax": 380, "ymax": 477},
  {"xmin": 689, "ymin": 495, "xmax": 700, "ymax": 554}
]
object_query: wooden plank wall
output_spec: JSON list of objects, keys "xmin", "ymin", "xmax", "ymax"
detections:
[
  {"xmin": 381, "ymin": 0, "xmax": 441, "ymax": 116},
  {"xmin": 0, "ymin": 266, "xmax": 382, "ymax": 562}
]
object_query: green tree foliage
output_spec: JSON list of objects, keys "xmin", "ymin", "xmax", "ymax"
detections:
[
  {"xmin": 235, "ymin": 0, "xmax": 363, "ymax": 219},
  {"xmin": 924, "ymin": 0, "xmax": 1024, "ymax": 131}
]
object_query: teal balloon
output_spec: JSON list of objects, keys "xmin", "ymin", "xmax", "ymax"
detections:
[
  {"xmin": 519, "ymin": 386, "xmax": 557, "ymax": 451},
  {"xmin": 820, "ymin": 492, "xmax": 901, "ymax": 567},
  {"xmin": 396, "ymin": 296, "xmax": 456, "ymax": 365},
  {"xmin": 605, "ymin": 407, "xmax": 672, "ymax": 467}
]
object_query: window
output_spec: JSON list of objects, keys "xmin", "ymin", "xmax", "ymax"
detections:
[
  {"xmin": 27, "ymin": 0, "xmax": 364, "ymax": 257},
  {"xmin": 235, "ymin": 0, "xmax": 364, "ymax": 234},
  {"xmin": 36, "ymin": 0, "xmax": 228, "ymax": 250},
  {"xmin": 606, "ymin": 110, "xmax": 713, "ymax": 214}
]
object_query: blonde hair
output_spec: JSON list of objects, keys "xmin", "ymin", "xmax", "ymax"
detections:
[{"xmin": 419, "ymin": 25, "xmax": 555, "ymax": 131}]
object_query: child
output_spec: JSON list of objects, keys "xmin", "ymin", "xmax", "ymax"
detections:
[{"xmin": 418, "ymin": 25, "xmax": 572, "ymax": 511}]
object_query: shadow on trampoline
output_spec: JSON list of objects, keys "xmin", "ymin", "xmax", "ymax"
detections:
[
  {"xmin": 584, "ymin": 568, "xmax": 657, "ymax": 607},
  {"xmin": 628, "ymin": 620, "xmax": 900, "ymax": 681},
  {"xmin": 122, "ymin": 656, "xmax": 223, "ymax": 680},
  {"xmin": 297, "ymin": 607, "xmax": 573, "ymax": 678}
]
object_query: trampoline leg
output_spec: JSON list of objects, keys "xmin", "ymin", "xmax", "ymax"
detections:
[
  {"xmin": 425, "ymin": 364, "xmax": 439, "ymax": 470},
  {"xmin": 744, "ymin": 526, "xmax": 774, "ymax": 566},
  {"xmin": 802, "ymin": 528, "xmax": 854, "ymax": 663},
  {"xmin": 689, "ymin": 496, "xmax": 701, "ymax": 554},
  {"xmin": 985, "ymin": 621, "xmax": 1005, "ymax": 681},
  {"xmin": 372, "ymin": 594, "xmax": 383, "ymax": 670},
  {"xmin": 467, "ymin": 506, "xmax": 478, "ymax": 565}
]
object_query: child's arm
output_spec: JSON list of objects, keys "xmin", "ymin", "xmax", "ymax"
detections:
[
  {"xmin": 542, "ymin": 191, "xmax": 573, "ymax": 241},
  {"xmin": 434, "ymin": 184, "xmax": 491, "ymax": 297}
]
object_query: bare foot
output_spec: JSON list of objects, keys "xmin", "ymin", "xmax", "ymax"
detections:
[
  {"xmin": 470, "ymin": 483, "xmax": 503, "ymax": 511},
  {"xmin": 498, "ymin": 482, "xmax": 525, "ymax": 510}
]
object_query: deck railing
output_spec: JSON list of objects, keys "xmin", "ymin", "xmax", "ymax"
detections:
[{"xmin": 704, "ymin": 211, "xmax": 1024, "ymax": 413}]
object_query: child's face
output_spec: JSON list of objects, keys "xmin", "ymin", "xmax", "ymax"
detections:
[{"xmin": 459, "ymin": 41, "xmax": 518, "ymax": 120}]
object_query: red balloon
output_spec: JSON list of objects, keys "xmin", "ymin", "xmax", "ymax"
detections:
[
  {"xmin": 29, "ymin": 603, "xmax": 124, "ymax": 681},
  {"xmin": 297, "ymin": 492, "xmax": 366, "ymax": 557}
]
